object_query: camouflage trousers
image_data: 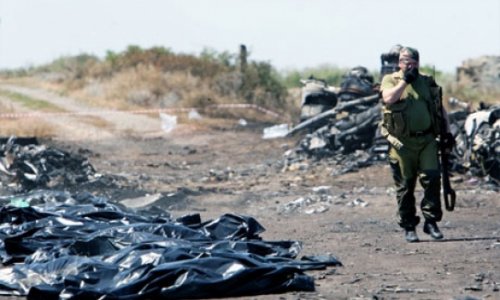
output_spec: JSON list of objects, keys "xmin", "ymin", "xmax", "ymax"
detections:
[{"xmin": 388, "ymin": 135, "xmax": 443, "ymax": 229}]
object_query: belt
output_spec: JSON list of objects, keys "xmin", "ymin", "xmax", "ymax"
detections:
[{"xmin": 409, "ymin": 127, "xmax": 432, "ymax": 137}]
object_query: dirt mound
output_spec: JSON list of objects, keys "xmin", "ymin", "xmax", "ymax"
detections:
[{"xmin": 456, "ymin": 55, "xmax": 500, "ymax": 91}]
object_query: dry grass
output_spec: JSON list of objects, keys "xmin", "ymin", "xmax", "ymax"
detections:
[
  {"xmin": 445, "ymin": 86, "xmax": 500, "ymax": 109},
  {"xmin": 0, "ymin": 118, "xmax": 56, "ymax": 138},
  {"xmin": 59, "ymin": 65, "xmax": 227, "ymax": 111},
  {"xmin": 0, "ymin": 100, "xmax": 54, "ymax": 137}
]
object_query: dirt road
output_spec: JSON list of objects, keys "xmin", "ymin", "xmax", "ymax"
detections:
[{"xmin": 0, "ymin": 83, "xmax": 499, "ymax": 300}]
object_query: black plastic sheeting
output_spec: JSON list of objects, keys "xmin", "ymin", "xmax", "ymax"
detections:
[{"xmin": 0, "ymin": 190, "xmax": 341, "ymax": 299}]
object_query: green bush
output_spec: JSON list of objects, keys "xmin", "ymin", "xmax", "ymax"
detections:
[{"xmin": 36, "ymin": 54, "xmax": 100, "ymax": 75}]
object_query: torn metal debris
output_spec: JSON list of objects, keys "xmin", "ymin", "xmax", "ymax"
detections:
[
  {"xmin": 299, "ymin": 76, "xmax": 338, "ymax": 125},
  {"xmin": 284, "ymin": 92, "xmax": 386, "ymax": 175},
  {"xmin": 448, "ymin": 100, "xmax": 500, "ymax": 185},
  {"xmin": 0, "ymin": 136, "xmax": 98, "ymax": 191}
]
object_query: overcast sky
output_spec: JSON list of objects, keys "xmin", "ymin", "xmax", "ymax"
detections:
[{"xmin": 0, "ymin": 0, "xmax": 499, "ymax": 73}]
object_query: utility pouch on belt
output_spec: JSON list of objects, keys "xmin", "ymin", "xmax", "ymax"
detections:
[{"xmin": 382, "ymin": 100, "xmax": 408, "ymax": 137}]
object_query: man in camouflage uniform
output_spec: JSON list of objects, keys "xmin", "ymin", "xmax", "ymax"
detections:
[{"xmin": 380, "ymin": 46, "xmax": 450, "ymax": 242}]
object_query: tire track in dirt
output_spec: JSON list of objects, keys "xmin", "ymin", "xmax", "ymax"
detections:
[{"xmin": 0, "ymin": 83, "xmax": 164, "ymax": 141}]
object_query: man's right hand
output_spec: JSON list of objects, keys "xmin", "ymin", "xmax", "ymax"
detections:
[{"xmin": 403, "ymin": 67, "xmax": 419, "ymax": 84}]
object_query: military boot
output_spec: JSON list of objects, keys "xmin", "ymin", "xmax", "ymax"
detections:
[
  {"xmin": 423, "ymin": 220, "xmax": 443, "ymax": 240},
  {"xmin": 404, "ymin": 228, "xmax": 419, "ymax": 243}
]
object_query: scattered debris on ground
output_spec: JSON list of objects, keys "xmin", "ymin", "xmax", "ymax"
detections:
[
  {"xmin": 0, "ymin": 136, "xmax": 97, "ymax": 191},
  {"xmin": 0, "ymin": 57, "xmax": 498, "ymax": 298},
  {"xmin": 0, "ymin": 136, "xmax": 142, "ymax": 197}
]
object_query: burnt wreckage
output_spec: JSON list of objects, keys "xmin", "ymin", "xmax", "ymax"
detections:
[
  {"xmin": 287, "ymin": 49, "xmax": 499, "ymax": 186},
  {"xmin": 286, "ymin": 64, "xmax": 388, "ymax": 174},
  {"xmin": 447, "ymin": 100, "xmax": 500, "ymax": 184},
  {"xmin": 0, "ymin": 137, "xmax": 96, "ymax": 191}
]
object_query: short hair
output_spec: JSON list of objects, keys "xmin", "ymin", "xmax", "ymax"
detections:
[{"xmin": 400, "ymin": 47, "xmax": 419, "ymax": 61}]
